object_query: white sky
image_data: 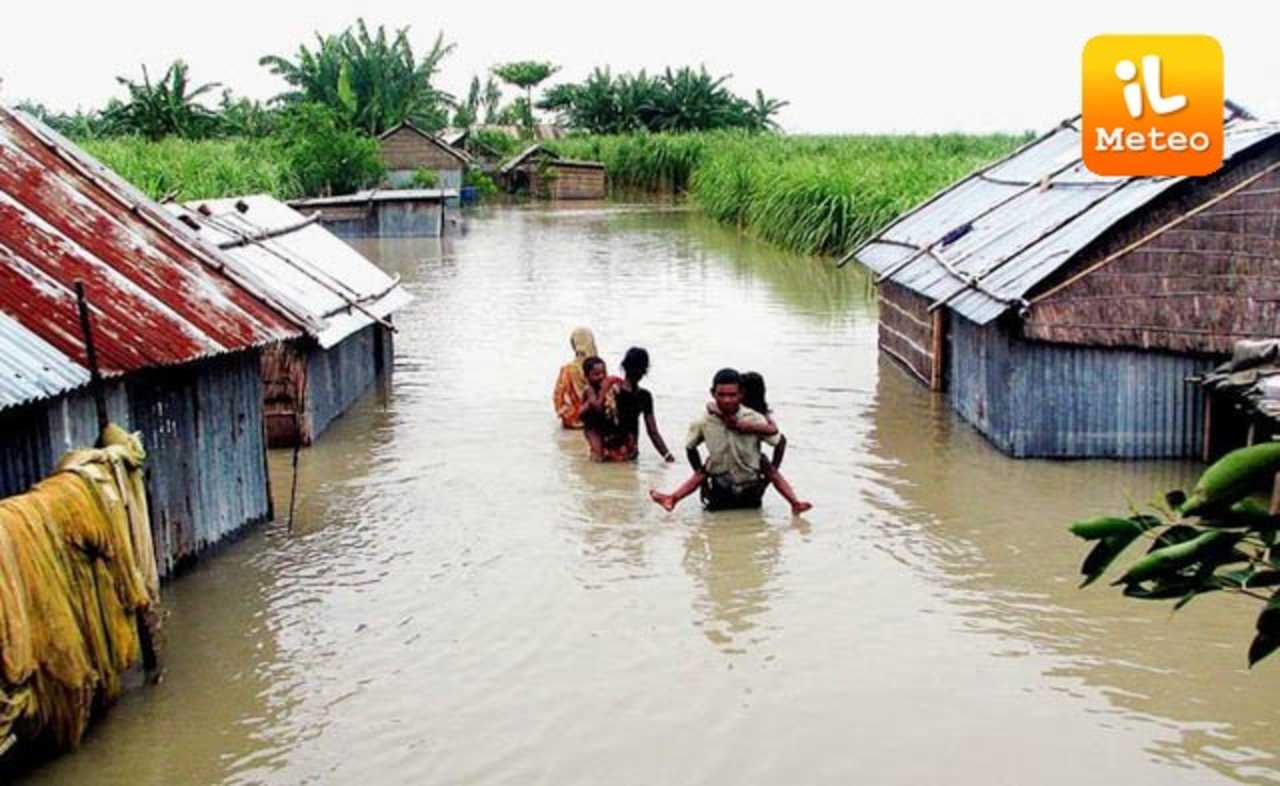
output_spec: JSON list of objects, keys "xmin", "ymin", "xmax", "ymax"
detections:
[{"xmin": 2, "ymin": 0, "xmax": 1276, "ymax": 134}]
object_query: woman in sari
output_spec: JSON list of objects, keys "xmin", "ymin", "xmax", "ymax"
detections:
[{"xmin": 553, "ymin": 327, "xmax": 599, "ymax": 429}]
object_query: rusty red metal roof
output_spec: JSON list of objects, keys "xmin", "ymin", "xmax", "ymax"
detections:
[{"xmin": 0, "ymin": 108, "xmax": 307, "ymax": 379}]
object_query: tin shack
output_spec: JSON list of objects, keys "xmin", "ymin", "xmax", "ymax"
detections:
[
  {"xmin": 849, "ymin": 108, "xmax": 1280, "ymax": 459},
  {"xmin": 0, "ymin": 108, "xmax": 312, "ymax": 576},
  {"xmin": 168, "ymin": 195, "xmax": 412, "ymax": 446},
  {"xmin": 290, "ymin": 189, "xmax": 455, "ymax": 239},
  {"xmin": 499, "ymin": 144, "xmax": 608, "ymax": 200}
]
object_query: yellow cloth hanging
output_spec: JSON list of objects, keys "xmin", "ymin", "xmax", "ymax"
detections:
[{"xmin": 0, "ymin": 423, "xmax": 160, "ymax": 753}]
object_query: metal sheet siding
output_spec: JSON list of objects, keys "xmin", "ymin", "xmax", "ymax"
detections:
[
  {"xmin": 855, "ymin": 117, "xmax": 1280, "ymax": 325},
  {"xmin": 948, "ymin": 316, "xmax": 1209, "ymax": 458},
  {"xmin": 0, "ymin": 382, "xmax": 129, "ymax": 498},
  {"xmin": 0, "ymin": 108, "xmax": 304, "ymax": 379},
  {"xmin": 172, "ymin": 196, "xmax": 412, "ymax": 348},
  {"xmin": 127, "ymin": 352, "xmax": 269, "ymax": 577},
  {"xmin": 306, "ymin": 324, "xmax": 385, "ymax": 439}
]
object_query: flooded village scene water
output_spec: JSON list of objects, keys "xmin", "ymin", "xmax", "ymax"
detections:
[{"xmin": 2, "ymin": 8, "xmax": 1280, "ymax": 786}]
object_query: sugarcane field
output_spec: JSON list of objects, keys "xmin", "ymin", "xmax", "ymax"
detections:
[{"xmin": 1, "ymin": 6, "xmax": 1279, "ymax": 785}]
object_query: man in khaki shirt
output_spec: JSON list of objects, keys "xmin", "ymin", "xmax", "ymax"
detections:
[{"xmin": 650, "ymin": 368, "xmax": 787, "ymax": 511}]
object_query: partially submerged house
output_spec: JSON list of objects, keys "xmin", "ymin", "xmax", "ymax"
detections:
[
  {"xmin": 499, "ymin": 144, "xmax": 608, "ymax": 200},
  {"xmin": 850, "ymin": 108, "xmax": 1280, "ymax": 459},
  {"xmin": 0, "ymin": 107, "xmax": 310, "ymax": 576},
  {"xmin": 1197, "ymin": 340, "xmax": 1280, "ymax": 458},
  {"xmin": 289, "ymin": 189, "xmax": 455, "ymax": 239},
  {"xmin": 167, "ymin": 195, "xmax": 412, "ymax": 446},
  {"xmin": 377, "ymin": 122, "xmax": 469, "ymax": 191}
]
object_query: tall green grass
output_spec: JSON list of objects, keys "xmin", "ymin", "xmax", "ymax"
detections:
[
  {"xmin": 551, "ymin": 131, "xmax": 1027, "ymax": 257},
  {"xmin": 81, "ymin": 136, "xmax": 304, "ymax": 201}
]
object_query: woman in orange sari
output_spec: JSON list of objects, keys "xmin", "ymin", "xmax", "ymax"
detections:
[{"xmin": 553, "ymin": 327, "xmax": 599, "ymax": 429}]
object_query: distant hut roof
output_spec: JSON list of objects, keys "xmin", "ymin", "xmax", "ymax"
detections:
[
  {"xmin": 378, "ymin": 121, "xmax": 471, "ymax": 165},
  {"xmin": 0, "ymin": 108, "xmax": 308, "ymax": 401},
  {"xmin": 288, "ymin": 188, "xmax": 457, "ymax": 208},
  {"xmin": 441, "ymin": 127, "xmax": 468, "ymax": 147},
  {"xmin": 477, "ymin": 124, "xmax": 567, "ymax": 141},
  {"xmin": 1199, "ymin": 339, "xmax": 1280, "ymax": 425},
  {"xmin": 499, "ymin": 144, "xmax": 552, "ymax": 175},
  {"xmin": 850, "ymin": 108, "xmax": 1280, "ymax": 325},
  {"xmin": 499, "ymin": 145, "xmax": 604, "ymax": 176},
  {"xmin": 167, "ymin": 195, "xmax": 414, "ymax": 349}
]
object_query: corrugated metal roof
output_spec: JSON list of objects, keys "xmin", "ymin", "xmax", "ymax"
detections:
[
  {"xmin": 0, "ymin": 310, "xmax": 90, "ymax": 410},
  {"xmin": 289, "ymin": 189, "xmax": 456, "ymax": 208},
  {"xmin": 853, "ymin": 113, "xmax": 1280, "ymax": 325},
  {"xmin": 0, "ymin": 107, "xmax": 308, "ymax": 400},
  {"xmin": 168, "ymin": 195, "xmax": 413, "ymax": 349}
]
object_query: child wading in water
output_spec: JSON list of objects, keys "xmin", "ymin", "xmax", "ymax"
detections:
[{"xmin": 650, "ymin": 370, "xmax": 812, "ymax": 514}]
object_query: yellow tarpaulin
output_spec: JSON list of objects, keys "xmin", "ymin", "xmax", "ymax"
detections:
[{"xmin": 0, "ymin": 424, "xmax": 160, "ymax": 752}]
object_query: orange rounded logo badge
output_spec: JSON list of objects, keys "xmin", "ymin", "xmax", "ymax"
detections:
[{"xmin": 1082, "ymin": 34, "xmax": 1224, "ymax": 176}]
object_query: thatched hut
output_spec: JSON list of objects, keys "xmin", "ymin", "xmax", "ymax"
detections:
[
  {"xmin": 499, "ymin": 144, "xmax": 608, "ymax": 200},
  {"xmin": 850, "ymin": 107, "xmax": 1280, "ymax": 459},
  {"xmin": 377, "ymin": 122, "xmax": 469, "ymax": 190}
]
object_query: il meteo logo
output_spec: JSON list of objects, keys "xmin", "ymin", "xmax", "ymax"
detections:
[{"xmin": 1082, "ymin": 35, "xmax": 1224, "ymax": 176}]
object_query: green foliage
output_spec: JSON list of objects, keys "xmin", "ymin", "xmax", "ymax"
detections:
[
  {"xmin": 104, "ymin": 60, "xmax": 221, "ymax": 140},
  {"xmin": 259, "ymin": 18, "xmax": 455, "ymax": 134},
  {"xmin": 215, "ymin": 90, "xmax": 281, "ymax": 137},
  {"xmin": 492, "ymin": 61, "xmax": 560, "ymax": 91},
  {"xmin": 1070, "ymin": 442, "xmax": 1280, "ymax": 667},
  {"xmin": 463, "ymin": 169, "xmax": 499, "ymax": 199},
  {"xmin": 274, "ymin": 103, "xmax": 384, "ymax": 196},
  {"xmin": 492, "ymin": 61, "xmax": 559, "ymax": 130},
  {"xmin": 80, "ymin": 136, "xmax": 302, "ymax": 200},
  {"xmin": 472, "ymin": 128, "xmax": 521, "ymax": 158},
  {"xmin": 539, "ymin": 66, "xmax": 787, "ymax": 134},
  {"xmin": 411, "ymin": 167, "xmax": 439, "ymax": 188},
  {"xmin": 13, "ymin": 102, "xmax": 116, "ymax": 139},
  {"xmin": 549, "ymin": 131, "xmax": 1023, "ymax": 257}
]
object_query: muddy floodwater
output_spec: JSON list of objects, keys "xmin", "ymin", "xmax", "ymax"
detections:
[{"xmin": 18, "ymin": 204, "xmax": 1279, "ymax": 785}]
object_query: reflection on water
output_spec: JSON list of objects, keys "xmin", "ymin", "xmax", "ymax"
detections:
[{"xmin": 16, "ymin": 204, "xmax": 1277, "ymax": 786}]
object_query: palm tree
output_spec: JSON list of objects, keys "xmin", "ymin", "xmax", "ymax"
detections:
[{"xmin": 491, "ymin": 61, "xmax": 559, "ymax": 132}]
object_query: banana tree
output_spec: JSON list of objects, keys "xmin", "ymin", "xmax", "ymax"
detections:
[
  {"xmin": 106, "ymin": 60, "xmax": 220, "ymax": 140},
  {"xmin": 260, "ymin": 19, "xmax": 455, "ymax": 134}
]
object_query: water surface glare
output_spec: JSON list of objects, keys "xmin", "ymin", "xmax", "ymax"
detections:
[{"xmin": 18, "ymin": 204, "xmax": 1279, "ymax": 785}]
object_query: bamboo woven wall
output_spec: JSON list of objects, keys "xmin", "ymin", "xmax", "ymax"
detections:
[
  {"xmin": 1026, "ymin": 142, "xmax": 1280, "ymax": 355},
  {"xmin": 878, "ymin": 279, "xmax": 937, "ymax": 386},
  {"xmin": 533, "ymin": 163, "xmax": 607, "ymax": 200},
  {"xmin": 379, "ymin": 128, "xmax": 465, "ymax": 171}
]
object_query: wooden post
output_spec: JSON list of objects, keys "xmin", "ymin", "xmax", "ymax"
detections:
[
  {"xmin": 1270, "ymin": 472, "xmax": 1280, "ymax": 516},
  {"xmin": 74, "ymin": 281, "xmax": 109, "ymax": 436},
  {"xmin": 75, "ymin": 281, "xmax": 159, "ymax": 675},
  {"xmin": 1202, "ymin": 396, "xmax": 1214, "ymax": 463},
  {"xmin": 929, "ymin": 308, "xmax": 947, "ymax": 392}
]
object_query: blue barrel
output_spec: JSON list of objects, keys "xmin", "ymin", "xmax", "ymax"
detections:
[{"xmin": 460, "ymin": 186, "xmax": 478, "ymax": 206}]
